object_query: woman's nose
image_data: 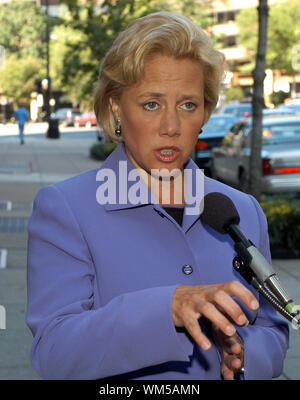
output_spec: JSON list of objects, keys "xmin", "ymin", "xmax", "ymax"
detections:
[{"xmin": 159, "ymin": 108, "xmax": 181, "ymax": 137}]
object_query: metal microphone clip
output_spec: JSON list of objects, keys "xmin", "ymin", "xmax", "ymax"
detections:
[{"xmin": 232, "ymin": 243, "xmax": 300, "ymax": 329}]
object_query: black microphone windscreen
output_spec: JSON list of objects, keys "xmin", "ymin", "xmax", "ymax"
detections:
[{"xmin": 201, "ymin": 192, "xmax": 240, "ymax": 234}]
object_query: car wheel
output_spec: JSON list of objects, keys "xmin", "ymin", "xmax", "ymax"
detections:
[
  {"xmin": 238, "ymin": 169, "xmax": 248, "ymax": 192},
  {"xmin": 74, "ymin": 122, "xmax": 80, "ymax": 128}
]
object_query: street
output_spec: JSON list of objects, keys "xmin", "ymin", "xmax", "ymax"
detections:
[{"xmin": 0, "ymin": 123, "xmax": 299, "ymax": 380}]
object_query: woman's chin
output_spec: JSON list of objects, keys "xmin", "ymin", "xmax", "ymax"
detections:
[{"xmin": 149, "ymin": 165, "xmax": 183, "ymax": 180}]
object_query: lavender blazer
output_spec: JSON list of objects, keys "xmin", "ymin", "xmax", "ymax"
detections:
[{"xmin": 26, "ymin": 142, "xmax": 289, "ymax": 380}]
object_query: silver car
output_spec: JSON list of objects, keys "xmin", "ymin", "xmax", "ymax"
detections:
[{"xmin": 211, "ymin": 115, "xmax": 300, "ymax": 193}]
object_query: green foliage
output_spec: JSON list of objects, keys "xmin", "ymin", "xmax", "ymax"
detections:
[
  {"xmin": 224, "ymin": 86, "xmax": 244, "ymax": 103},
  {"xmin": 90, "ymin": 142, "xmax": 118, "ymax": 160},
  {"xmin": 270, "ymin": 90, "xmax": 291, "ymax": 107},
  {"xmin": 0, "ymin": 1, "xmax": 46, "ymax": 59},
  {"xmin": 52, "ymin": 0, "xmax": 214, "ymax": 110},
  {"xmin": 236, "ymin": 0, "xmax": 300, "ymax": 74},
  {"xmin": 260, "ymin": 196, "xmax": 300, "ymax": 255},
  {"xmin": 0, "ymin": 1, "xmax": 61, "ymax": 104},
  {"xmin": 0, "ymin": 54, "xmax": 42, "ymax": 104}
]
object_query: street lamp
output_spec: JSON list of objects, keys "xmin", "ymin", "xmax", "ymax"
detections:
[{"xmin": 43, "ymin": 0, "xmax": 59, "ymax": 138}]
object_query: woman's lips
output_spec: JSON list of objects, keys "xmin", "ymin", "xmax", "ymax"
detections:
[{"xmin": 154, "ymin": 147, "xmax": 180, "ymax": 163}]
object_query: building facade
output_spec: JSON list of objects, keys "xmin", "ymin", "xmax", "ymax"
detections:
[{"xmin": 208, "ymin": 0, "xmax": 300, "ymax": 101}]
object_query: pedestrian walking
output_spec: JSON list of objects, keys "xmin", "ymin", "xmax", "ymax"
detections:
[{"xmin": 14, "ymin": 104, "xmax": 29, "ymax": 144}]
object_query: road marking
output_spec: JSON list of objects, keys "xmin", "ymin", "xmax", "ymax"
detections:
[
  {"xmin": 0, "ymin": 305, "xmax": 5, "ymax": 329},
  {"xmin": 0, "ymin": 200, "xmax": 12, "ymax": 211},
  {"xmin": 0, "ymin": 248, "xmax": 7, "ymax": 269}
]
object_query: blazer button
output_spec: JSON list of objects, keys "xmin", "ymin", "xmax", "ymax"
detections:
[{"xmin": 182, "ymin": 264, "xmax": 193, "ymax": 275}]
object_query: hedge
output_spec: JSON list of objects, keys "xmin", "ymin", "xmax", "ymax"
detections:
[
  {"xmin": 260, "ymin": 196, "xmax": 300, "ymax": 256},
  {"xmin": 90, "ymin": 142, "xmax": 117, "ymax": 161}
]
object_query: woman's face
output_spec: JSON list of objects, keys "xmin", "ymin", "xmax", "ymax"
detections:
[{"xmin": 110, "ymin": 53, "xmax": 205, "ymax": 175}]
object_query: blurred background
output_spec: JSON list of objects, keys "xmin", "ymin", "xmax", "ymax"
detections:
[
  {"xmin": 1, "ymin": 0, "xmax": 299, "ymax": 124},
  {"xmin": 0, "ymin": 0, "xmax": 299, "ymax": 380}
]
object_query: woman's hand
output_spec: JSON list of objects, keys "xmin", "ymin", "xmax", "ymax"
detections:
[
  {"xmin": 212, "ymin": 325, "xmax": 244, "ymax": 380},
  {"xmin": 172, "ymin": 280, "xmax": 258, "ymax": 351}
]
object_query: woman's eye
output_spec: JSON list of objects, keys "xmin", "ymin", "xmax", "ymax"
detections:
[
  {"xmin": 143, "ymin": 102, "xmax": 159, "ymax": 111},
  {"xmin": 182, "ymin": 102, "xmax": 197, "ymax": 111}
]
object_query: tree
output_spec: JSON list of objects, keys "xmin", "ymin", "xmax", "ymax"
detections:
[
  {"xmin": 237, "ymin": 0, "xmax": 300, "ymax": 200},
  {"xmin": 236, "ymin": 0, "xmax": 300, "ymax": 78},
  {"xmin": 51, "ymin": 0, "xmax": 215, "ymax": 109},
  {"xmin": 248, "ymin": 0, "xmax": 269, "ymax": 201},
  {"xmin": 0, "ymin": 54, "xmax": 42, "ymax": 103},
  {"xmin": 0, "ymin": 1, "xmax": 50, "ymax": 104},
  {"xmin": 0, "ymin": 1, "xmax": 46, "ymax": 59}
]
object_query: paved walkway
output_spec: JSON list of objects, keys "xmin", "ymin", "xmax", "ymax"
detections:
[{"xmin": 0, "ymin": 123, "xmax": 299, "ymax": 380}]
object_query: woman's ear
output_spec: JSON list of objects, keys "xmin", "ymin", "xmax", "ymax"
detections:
[{"xmin": 109, "ymin": 97, "xmax": 120, "ymax": 121}]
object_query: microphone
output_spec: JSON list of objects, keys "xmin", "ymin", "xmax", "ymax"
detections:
[{"xmin": 201, "ymin": 192, "xmax": 300, "ymax": 327}]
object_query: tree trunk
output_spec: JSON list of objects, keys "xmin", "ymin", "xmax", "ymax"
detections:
[{"xmin": 248, "ymin": 0, "xmax": 269, "ymax": 201}]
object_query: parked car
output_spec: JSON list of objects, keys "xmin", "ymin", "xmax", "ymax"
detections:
[
  {"xmin": 277, "ymin": 103, "xmax": 300, "ymax": 115},
  {"xmin": 51, "ymin": 108, "xmax": 81, "ymax": 127},
  {"xmin": 194, "ymin": 114, "xmax": 238, "ymax": 173},
  {"xmin": 74, "ymin": 111, "xmax": 97, "ymax": 128},
  {"xmin": 211, "ymin": 115, "xmax": 300, "ymax": 193},
  {"xmin": 263, "ymin": 108, "xmax": 295, "ymax": 116},
  {"xmin": 220, "ymin": 103, "xmax": 252, "ymax": 119}
]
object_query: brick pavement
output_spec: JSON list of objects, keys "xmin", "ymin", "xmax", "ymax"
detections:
[{"xmin": 0, "ymin": 125, "xmax": 299, "ymax": 380}]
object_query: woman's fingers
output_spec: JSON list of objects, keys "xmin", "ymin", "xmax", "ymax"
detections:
[
  {"xmin": 179, "ymin": 307, "xmax": 212, "ymax": 351},
  {"xmin": 224, "ymin": 353, "xmax": 242, "ymax": 371},
  {"xmin": 222, "ymin": 280, "xmax": 259, "ymax": 311},
  {"xmin": 213, "ymin": 327, "xmax": 242, "ymax": 354},
  {"xmin": 172, "ymin": 281, "xmax": 259, "ymax": 348},
  {"xmin": 211, "ymin": 289, "xmax": 249, "ymax": 327},
  {"xmin": 221, "ymin": 359, "xmax": 239, "ymax": 380},
  {"xmin": 221, "ymin": 364, "xmax": 234, "ymax": 380},
  {"xmin": 195, "ymin": 299, "xmax": 237, "ymax": 337},
  {"xmin": 222, "ymin": 337, "xmax": 242, "ymax": 355}
]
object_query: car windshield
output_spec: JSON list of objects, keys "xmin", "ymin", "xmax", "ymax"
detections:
[
  {"xmin": 202, "ymin": 117, "xmax": 236, "ymax": 134},
  {"xmin": 262, "ymin": 122, "xmax": 300, "ymax": 144}
]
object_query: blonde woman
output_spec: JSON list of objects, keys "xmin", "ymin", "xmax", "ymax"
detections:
[{"xmin": 27, "ymin": 12, "xmax": 288, "ymax": 380}]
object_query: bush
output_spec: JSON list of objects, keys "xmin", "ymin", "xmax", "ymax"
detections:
[
  {"xmin": 270, "ymin": 91, "xmax": 291, "ymax": 107},
  {"xmin": 260, "ymin": 196, "xmax": 300, "ymax": 255},
  {"xmin": 90, "ymin": 142, "xmax": 117, "ymax": 160}
]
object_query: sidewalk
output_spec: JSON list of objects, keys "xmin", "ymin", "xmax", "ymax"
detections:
[
  {"xmin": 0, "ymin": 131, "xmax": 100, "ymax": 379},
  {"xmin": 0, "ymin": 129, "xmax": 299, "ymax": 380}
]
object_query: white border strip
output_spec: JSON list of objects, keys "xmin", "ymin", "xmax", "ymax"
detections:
[{"xmin": 0, "ymin": 249, "xmax": 8, "ymax": 269}]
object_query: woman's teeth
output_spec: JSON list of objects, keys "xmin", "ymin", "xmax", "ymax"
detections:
[{"xmin": 160, "ymin": 149, "xmax": 174, "ymax": 155}]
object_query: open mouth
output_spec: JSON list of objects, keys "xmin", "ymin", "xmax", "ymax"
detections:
[{"xmin": 154, "ymin": 147, "xmax": 180, "ymax": 163}]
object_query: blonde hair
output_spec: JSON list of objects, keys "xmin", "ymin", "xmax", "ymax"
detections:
[{"xmin": 94, "ymin": 11, "xmax": 226, "ymax": 142}]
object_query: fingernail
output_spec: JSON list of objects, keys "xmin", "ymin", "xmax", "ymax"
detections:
[
  {"xmin": 226, "ymin": 325, "xmax": 236, "ymax": 335},
  {"xmin": 202, "ymin": 340, "xmax": 211, "ymax": 350},
  {"xmin": 238, "ymin": 315, "xmax": 248, "ymax": 325},
  {"xmin": 251, "ymin": 300, "xmax": 259, "ymax": 309}
]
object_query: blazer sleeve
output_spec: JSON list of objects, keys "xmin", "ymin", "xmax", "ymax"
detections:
[
  {"xmin": 235, "ymin": 194, "xmax": 289, "ymax": 380},
  {"xmin": 26, "ymin": 185, "xmax": 193, "ymax": 380}
]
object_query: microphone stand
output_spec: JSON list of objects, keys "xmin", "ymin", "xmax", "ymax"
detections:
[{"xmin": 232, "ymin": 247, "xmax": 300, "ymax": 329}]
